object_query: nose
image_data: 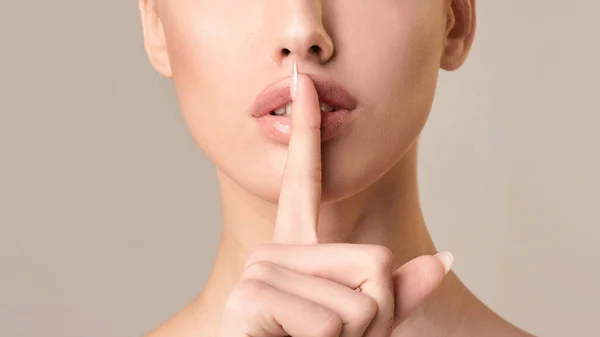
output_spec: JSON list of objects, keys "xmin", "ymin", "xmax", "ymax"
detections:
[{"xmin": 269, "ymin": 1, "xmax": 335, "ymax": 65}]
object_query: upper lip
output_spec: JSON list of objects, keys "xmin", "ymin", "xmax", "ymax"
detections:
[{"xmin": 250, "ymin": 74, "xmax": 357, "ymax": 118}]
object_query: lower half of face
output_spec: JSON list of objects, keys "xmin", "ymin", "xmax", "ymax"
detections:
[{"xmin": 161, "ymin": 0, "xmax": 447, "ymax": 203}]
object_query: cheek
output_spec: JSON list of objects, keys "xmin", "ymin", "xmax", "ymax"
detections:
[
  {"xmin": 163, "ymin": 3, "xmax": 256, "ymax": 114},
  {"xmin": 160, "ymin": 4, "xmax": 286, "ymax": 203},
  {"xmin": 345, "ymin": 3, "xmax": 444, "ymax": 109},
  {"xmin": 329, "ymin": 1, "xmax": 444, "ymax": 145},
  {"xmin": 319, "ymin": 5, "xmax": 445, "ymax": 200},
  {"xmin": 161, "ymin": 3, "xmax": 261, "ymax": 158}
]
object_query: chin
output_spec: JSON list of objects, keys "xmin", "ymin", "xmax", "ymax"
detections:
[{"xmin": 318, "ymin": 147, "xmax": 403, "ymax": 204}]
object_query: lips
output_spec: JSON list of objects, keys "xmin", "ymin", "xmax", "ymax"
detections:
[{"xmin": 250, "ymin": 74, "xmax": 358, "ymax": 144}]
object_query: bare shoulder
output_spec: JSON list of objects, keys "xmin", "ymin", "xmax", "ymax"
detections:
[
  {"xmin": 496, "ymin": 328, "xmax": 537, "ymax": 337},
  {"xmin": 500, "ymin": 326, "xmax": 536, "ymax": 337},
  {"xmin": 481, "ymin": 313, "xmax": 537, "ymax": 337}
]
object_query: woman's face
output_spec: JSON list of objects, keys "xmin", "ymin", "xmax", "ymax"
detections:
[{"xmin": 145, "ymin": 0, "xmax": 471, "ymax": 203}]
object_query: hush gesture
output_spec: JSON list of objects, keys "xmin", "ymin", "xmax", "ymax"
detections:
[{"xmin": 216, "ymin": 63, "xmax": 453, "ymax": 337}]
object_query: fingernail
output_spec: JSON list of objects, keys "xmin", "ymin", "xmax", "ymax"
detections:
[
  {"xmin": 434, "ymin": 251, "xmax": 454, "ymax": 274},
  {"xmin": 291, "ymin": 61, "xmax": 298, "ymax": 100}
]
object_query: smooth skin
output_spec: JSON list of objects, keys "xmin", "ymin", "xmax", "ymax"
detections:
[
  {"xmin": 217, "ymin": 68, "xmax": 452, "ymax": 337},
  {"xmin": 139, "ymin": 0, "xmax": 534, "ymax": 336}
]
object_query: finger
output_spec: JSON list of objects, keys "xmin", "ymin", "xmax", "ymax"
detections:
[
  {"xmin": 272, "ymin": 62, "xmax": 323, "ymax": 245},
  {"xmin": 220, "ymin": 279, "xmax": 342, "ymax": 337},
  {"xmin": 242, "ymin": 260, "xmax": 378, "ymax": 337},
  {"xmin": 246, "ymin": 244, "xmax": 396, "ymax": 336},
  {"xmin": 392, "ymin": 252, "xmax": 453, "ymax": 324}
]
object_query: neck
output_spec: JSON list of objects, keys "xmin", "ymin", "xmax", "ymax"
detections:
[
  {"xmin": 220, "ymin": 141, "xmax": 435, "ymax": 262},
  {"xmin": 194, "ymin": 142, "xmax": 479, "ymax": 336}
]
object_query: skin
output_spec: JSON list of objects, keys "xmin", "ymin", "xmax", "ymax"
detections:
[{"xmin": 138, "ymin": 0, "xmax": 534, "ymax": 336}]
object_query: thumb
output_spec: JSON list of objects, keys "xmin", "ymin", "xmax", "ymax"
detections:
[{"xmin": 392, "ymin": 252, "xmax": 454, "ymax": 324}]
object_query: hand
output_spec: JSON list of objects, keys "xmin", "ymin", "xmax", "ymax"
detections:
[{"xmin": 216, "ymin": 63, "xmax": 452, "ymax": 337}]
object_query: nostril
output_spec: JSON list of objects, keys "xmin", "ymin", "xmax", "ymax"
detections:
[{"xmin": 280, "ymin": 45, "xmax": 322, "ymax": 58}]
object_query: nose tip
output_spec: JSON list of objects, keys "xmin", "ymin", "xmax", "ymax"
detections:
[
  {"xmin": 276, "ymin": 29, "xmax": 334, "ymax": 64},
  {"xmin": 270, "ymin": 0, "xmax": 335, "ymax": 66}
]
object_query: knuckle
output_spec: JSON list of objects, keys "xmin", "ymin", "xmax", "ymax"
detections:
[
  {"xmin": 226, "ymin": 279, "xmax": 270, "ymax": 313},
  {"xmin": 346, "ymin": 294, "xmax": 379, "ymax": 330},
  {"xmin": 246, "ymin": 244, "xmax": 277, "ymax": 265},
  {"xmin": 357, "ymin": 295, "xmax": 379, "ymax": 323},
  {"xmin": 242, "ymin": 260, "xmax": 278, "ymax": 281},
  {"xmin": 313, "ymin": 311, "xmax": 343, "ymax": 337},
  {"xmin": 365, "ymin": 245, "xmax": 394, "ymax": 276}
]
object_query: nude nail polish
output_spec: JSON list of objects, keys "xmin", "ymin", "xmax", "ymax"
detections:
[
  {"xmin": 291, "ymin": 62, "xmax": 298, "ymax": 100},
  {"xmin": 435, "ymin": 251, "xmax": 454, "ymax": 274}
]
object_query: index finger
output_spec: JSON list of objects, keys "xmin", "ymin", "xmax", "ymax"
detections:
[{"xmin": 272, "ymin": 62, "xmax": 322, "ymax": 245}]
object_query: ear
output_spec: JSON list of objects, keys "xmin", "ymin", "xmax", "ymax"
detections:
[
  {"xmin": 138, "ymin": 0, "xmax": 172, "ymax": 78},
  {"xmin": 441, "ymin": 0, "xmax": 477, "ymax": 71}
]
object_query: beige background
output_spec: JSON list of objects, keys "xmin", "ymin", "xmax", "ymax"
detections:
[{"xmin": 1, "ymin": 1, "xmax": 598, "ymax": 336}]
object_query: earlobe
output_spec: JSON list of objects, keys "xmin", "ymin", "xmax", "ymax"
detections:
[
  {"xmin": 440, "ymin": 0, "xmax": 476, "ymax": 71},
  {"xmin": 139, "ymin": 0, "xmax": 172, "ymax": 78}
]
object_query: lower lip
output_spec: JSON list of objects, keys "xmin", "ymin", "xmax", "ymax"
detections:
[{"xmin": 255, "ymin": 109, "xmax": 355, "ymax": 145}]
